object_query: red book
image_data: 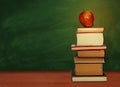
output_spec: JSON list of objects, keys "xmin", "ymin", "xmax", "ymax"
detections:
[{"xmin": 71, "ymin": 44, "xmax": 106, "ymax": 51}]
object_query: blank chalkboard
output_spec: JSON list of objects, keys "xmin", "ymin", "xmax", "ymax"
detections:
[{"xmin": 0, "ymin": 0, "xmax": 120, "ymax": 71}]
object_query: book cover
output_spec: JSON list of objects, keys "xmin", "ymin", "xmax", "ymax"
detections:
[
  {"xmin": 77, "ymin": 28, "xmax": 104, "ymax": 33},
  {"xmin": 75, "ymin": 63, "xmax": 103, "ymax": 75},
  {"xmin": 77, "ymin": 50, "xmax": 105, "ymax": 57},
  {"xmin": 74, "ymin": 57, "xmax": 104, "ymax": 63},
  {"xmin": 71, "ymin": 45, "xmax": 106, "ymax": 51}
]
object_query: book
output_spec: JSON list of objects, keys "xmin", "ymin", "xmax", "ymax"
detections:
[
  {"xmin": 71, "ymin": 44, "xmax": 106, "ymax": 51},
  {"xmin": 77, "ymin": 50, "xmax": 105, "ymax": 57},
  {"xmin": 77, "ymin": 28, "xmax": 104, "ymax": 33},
  {"xmin": 74, "ymin": 57, "xmax": 104, "ymax": 63},
  {"xmin": 77, "ymin": 32, "xmax": 103, "ymax": 46},
  {"xmin": 75, "ymin": 63, "xmax": 103, "ymax": 75},
  {"xmin": 76, "ymin": 28, "xmax": 104, "ymax": 46},
  {"xmin": 72, "ymin": 71, "xmax": 107, "ymax": 82}
]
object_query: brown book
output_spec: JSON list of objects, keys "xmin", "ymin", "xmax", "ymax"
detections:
[
  {"xmin": 75, "ymin": 63, "xmax": 103, "ymax": 75},
  {"xmin": 71, "ymin": 44, "xmax": 106, "ymax": 51},
  {"xmin": 77, "ymin": 50, "xmax": 105, "ymax": 57},
  {"xmin": 74, "ymin": 57, "xmax": 104, "ymax": 63}
]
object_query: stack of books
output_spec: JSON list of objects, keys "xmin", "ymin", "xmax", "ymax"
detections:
[{"xmin": 71, "ymin": 28, "xmax": 107, "ymax": 82}]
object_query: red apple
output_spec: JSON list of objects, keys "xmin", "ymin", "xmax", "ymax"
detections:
[{"xmin": 79, "ymin": 10, "xmax": 94, "ymax": 27}]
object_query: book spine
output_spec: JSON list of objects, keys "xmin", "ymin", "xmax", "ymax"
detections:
[
  {"xmin": 75, "ymin": 63, "xmax": 103, "ymax": 75},
  {"xmin": 74, "ymin": 57, "xmax": 105, "ymax": 63},
  {"xmin": 77, "ymin": 50, "xmax": 105, "ymax": 57},
  {"xmin": 71, "ymin": 45, "xmax": 107, "ymax": 51}
]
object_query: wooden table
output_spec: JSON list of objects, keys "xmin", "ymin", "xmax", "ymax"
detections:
[{"xmin": 0, "ymin": 71, "xmax": 120, "ymax": 87}]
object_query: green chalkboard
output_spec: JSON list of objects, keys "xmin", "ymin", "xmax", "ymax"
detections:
[{"xmin": 0, "ymin": 0, "xmax": 120, "ymax": 71}]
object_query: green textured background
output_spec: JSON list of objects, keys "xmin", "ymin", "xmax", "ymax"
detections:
[{"xmin": 0, "ymin": 0, "xmax": 120, "ymax": 71}]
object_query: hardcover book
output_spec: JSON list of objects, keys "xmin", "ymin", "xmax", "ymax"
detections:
[
  {"xmin": 71, "ymin": 44, "xmax": 106, "ymax": 51},
  {"xmin": 72, "ymin": 71, "xmax": 107, "ymax": 82},
  {"xmin": 77, "ymin": 50, "xmax": 105, "ymax": 57},
  {"xmin": 75, "ymin": 63, "xmax": 103, "ymax": 75},
  {"xmin": 74, "ymin": 56, "xmax": 104, "ymax": 63}
]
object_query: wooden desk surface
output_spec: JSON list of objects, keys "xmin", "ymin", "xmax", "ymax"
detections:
[{"xmin": 0, "ymin": 71, "xmax": 120, "ymax": 87}]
